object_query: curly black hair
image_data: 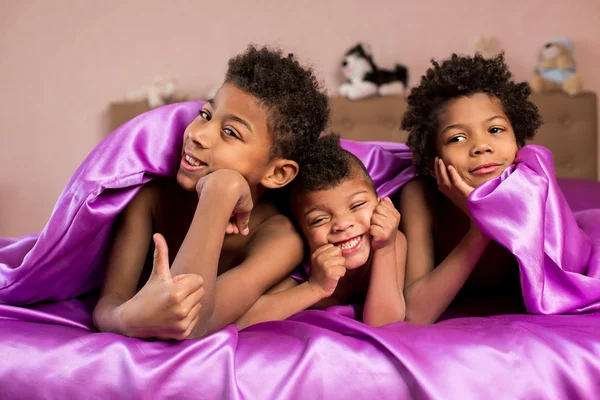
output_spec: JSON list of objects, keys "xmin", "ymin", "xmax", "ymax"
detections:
[
  {"xmin": 402, "ymin": 53, "xmax": 542, "ymax": 175},
  {"xmin": 291, "ymin": 134, "xmax": 374, "ymax": 195},
  {"xmin": 225, "ymin": 44, "xmax": 329, "ymax": 162}
]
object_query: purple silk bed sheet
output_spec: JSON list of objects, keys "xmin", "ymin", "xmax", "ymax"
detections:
[{"xmin": 1, "ymin": 101, "xmax": 600, "ymax": 399}]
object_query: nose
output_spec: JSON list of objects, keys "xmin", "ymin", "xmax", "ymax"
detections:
[
  {"xmin": 187, "ymin": 123, "xmax": 214, "ymax": 149},
  {"xmin": 332, "ymin": 216, "xmax": 354, "ymax": 233},
  {"xmin": 470, "ymin": 139, "xmax": 494, "ymax": 156}
]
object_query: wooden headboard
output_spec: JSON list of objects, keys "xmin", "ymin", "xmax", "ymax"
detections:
[{"xmin": 328, "ymin": 92, "xmax": 598, "ymax": 180}]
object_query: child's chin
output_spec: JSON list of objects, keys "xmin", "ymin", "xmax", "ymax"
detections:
[
  {"xmin": 470, "ymin": 173, "xmax": 503, "ymax": 188},
  {"xmin": 344, "ymin": 250, "xmax": 370, "ymax": 270},
  {"xmin": 176, "ymin": 172, "xmax": 197, "ymax": 192}
]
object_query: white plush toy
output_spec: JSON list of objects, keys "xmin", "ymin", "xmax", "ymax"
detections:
[
  {"xmin": 339, "ymin": 44, "xmax": 408, "ymax": 100},
  {"xmin": 126, "ymin": 76, "xmax": 176, "ymax": 109}
]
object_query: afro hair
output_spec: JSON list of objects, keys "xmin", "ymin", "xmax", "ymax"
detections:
[
  {"xmin": 225, "ymin": 45, "xmax": 329, "ymax": 162},
  {"xmin": 401, "ymin": 53, "xmax": 541, "ymax": 175},
  {"xmin": 292, "ymin": 134, "xmax": 374, "ymax": 195}
]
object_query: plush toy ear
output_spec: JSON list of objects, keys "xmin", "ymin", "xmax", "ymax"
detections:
[
  {"xmin": 472, "ymin": 35, "xmax": 500, "ymax": 59},
  {"xmin": 361, "ymin": 43, "xmax": 373, "ymax": 57},
  {"xmin": 550, "ymin": 36, "xmax": 574, "ymax": 53},
  {"xmin": 347, "ymin": 43, "xmax": 363, "ymax": 56}
]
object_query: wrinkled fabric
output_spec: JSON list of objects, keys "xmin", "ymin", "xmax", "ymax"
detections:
[
  {"xmin": 0, "ymin": 101, "xmax": 414, "ymax": 305},
  {"xmin": 469, "ymin": 145, "xmax": 600, "ymax": 314},
  {"xmin": 1, "ymin": 298, "xmax": 600, "ymax": 400},
  {"xmin": 0, "ymin": 101, "xmax": 204, "ymax": 304},
  {"xmin": 1, "ymin": 102, "xmax": 600, "ymax": 399}
]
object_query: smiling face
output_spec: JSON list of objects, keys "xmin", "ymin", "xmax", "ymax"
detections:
[
  {"xmin": 294, "ymin": 173, "xmax": 378, "ymax": 270},
  {"xmin": 435, "ymin": 93, "xmax": 519, "ymax": 188},
  {"xmin": 176, "ymin": 83, "xmax": 275, "ymax": 192}
]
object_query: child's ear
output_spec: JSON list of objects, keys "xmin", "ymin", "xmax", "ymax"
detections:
[{"xmin": 260, "ymin": 158, "xmax": 299, "ymax": 189}]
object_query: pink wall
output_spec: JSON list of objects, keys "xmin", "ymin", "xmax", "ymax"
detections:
[{"xmin": 1, "ymin": 0, "xmax": 599, "ymax": 236}]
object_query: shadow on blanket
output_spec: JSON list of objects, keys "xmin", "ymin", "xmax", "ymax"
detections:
[{"xmin": 1, "ymin": 102, "xmax": 600, "ymax": 399}]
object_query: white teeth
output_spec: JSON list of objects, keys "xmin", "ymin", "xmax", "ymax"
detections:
[
  {"xmin": 338, "ymin": 236, "xmax": 361, "ymax": 250},
  {"xmin": 185, "ymin": 154, "xmax": 201, "ymax": 167}
]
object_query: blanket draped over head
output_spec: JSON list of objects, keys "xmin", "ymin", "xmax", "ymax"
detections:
[{"xmin": 1, "ymin": 102, "xmax": 600, "ymax": 400}]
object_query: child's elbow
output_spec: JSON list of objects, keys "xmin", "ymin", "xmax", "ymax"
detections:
[
  {"xmin": 92, "ymin": 296, "xmax": 123, "ymax": 334},
  {"xmin": 363, "ymin": 309, "xmax": 406, "ymax": 327},
  {"xmin": 186, "ymin": 315, "xmax": 216, "ymax": 340},
  {"xmin": 197, "ymin": 306, "xmax": 216, "ymax": 328},
  {"xmin": 364, "ymin": 316, "xmax": 404, "ymax": 328},
  {"xmin": 403, "ymin": 309, "xmax": 436, "ymax": 325},
  {"xmin": 91, "ymin": 307, "xmax": 104, "ymax": 332},
  {"xmin": 234, "ymin": 313, "xmax": 257, "ymax": 331}
]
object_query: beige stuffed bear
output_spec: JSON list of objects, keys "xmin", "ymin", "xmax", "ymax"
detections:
[
  {"xmin": 530, "ymin": 37, "xmax": 582, "ymax": 96},
  {"xmin": 473, "ymin": 36, "xmax": 501, "ymax": 59}
]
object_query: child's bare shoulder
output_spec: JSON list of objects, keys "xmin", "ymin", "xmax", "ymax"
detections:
[
  {"xmin": 399, "ymin": 178, "xmax": 437, "ymax": 225},
  {"xmin": 122, "ymin": 180, "xmax": 163, "ymax": 216},
  {"xmin": 221, "ymin": 200, "xmax": 301, "ymax": 261},
  {"xmin": 125, "ymin": 178, "xmax": 189, "ymax": 230},
  {"xmin": 132, "ymin": 178, "xmax": 173, "ymax": 201},
  {"xmin": 252, "ymin": 208, "xmax": 299, "ymax": 242},
  {"xmin": 400, "ymin": 177, "xmax": 437, "ymax": 203},
  {"xmin": 245, "ymin": 202, "xmax": 302, "ymax": 254}
]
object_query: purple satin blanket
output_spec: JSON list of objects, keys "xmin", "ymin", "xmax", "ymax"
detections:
[
  {"xmin": 1, "ymin": 102, "xmax": 600, "ymax": 399},
  {"xmin": 470, "ymin": 147, "xmax": 600, "ymax": 314}
]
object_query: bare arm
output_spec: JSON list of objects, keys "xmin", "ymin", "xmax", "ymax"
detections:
[
  {"xmin": 166, "ymin": 178, "xmax": 241, "ymax": 327},
  {"xmin": 400, "ymin": 179, "xmax": 490, "ymax": 325},
  {"xmin": 189, "ymin": 214, "xmax": 305, "ymax": 338},
  {"xmin": 93, "ymin": 186, "xmax": 154, "ymax": 334},
  {"xmin": 236, "ymin": 277, "xmax": 325, "ymax": 329},
  {"xmin": 363, "ymin": 232, "xmax": 407, "ymax": 326},
  {"xmin": 236, "ymin": 239, "xmax": 352, "ymax": 329}
]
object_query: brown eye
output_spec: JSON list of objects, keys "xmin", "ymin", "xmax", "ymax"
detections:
[
  {"xmin": 351, "ymin": 202, "xmax": 366, "ymax": 210},
  {"xmin": 309, "ymin": 217, "xmax": 327, "ymax": 226},
  {"xmin": 199, "ymin": 110, "xmax": 211, "ymax": 120},
  {"xmin": 489, "ymin": 127, "xmax": 504, "ymax": 134},
  {"xmin": 223, "ymin": 128, "xmax": 239, "ymax": 139},
  {"xmin": 449, "ymin": 135, "xmax": 465, "ymax": 143}
]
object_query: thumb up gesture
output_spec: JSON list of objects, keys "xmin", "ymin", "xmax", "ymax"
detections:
[{"xmin": 120, "ymin": 234, "xmax": 205, "ymax": 340}]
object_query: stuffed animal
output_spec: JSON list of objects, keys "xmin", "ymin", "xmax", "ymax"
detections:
[
  {"xmin": 125, "ymin": 76, "xmax": 177, "ymax": 108},
  {"xmin": 339, "ymin": 44, "xmax": 408, "ymax": 100},
  {"xmin": 473, "ymin": 36, "xmax": 501, "ymax": 59},
  {"xmin": 530, "ymin": 37, "xmax": 582, "ymax": 96}
]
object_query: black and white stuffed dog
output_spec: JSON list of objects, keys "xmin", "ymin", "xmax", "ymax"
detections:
[{"xmin": 339, "ymin": 44, "xmax": 408, "ymax": 100}]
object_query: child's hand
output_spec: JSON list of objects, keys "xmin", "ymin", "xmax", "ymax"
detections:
[
  {"xmin": 195, "ymin": 170, "xmax": 254, "ymax": 235},
  {"xmin": 369, "ymin": 197, "xmax": 401, "ymax": 251},
  {"xmin": 434, "ymin": 157, "xmax": 475, "ymax": 217},
  {"xmin": 309, "ymin": 244, "xmax": 347, "ymax": 298},
  {"xmin": 120, "ymin": 234, "xmax": 205, "ymax": 340}
]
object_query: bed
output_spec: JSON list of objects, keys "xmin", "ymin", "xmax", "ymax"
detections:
[{"xmin": 1, "ymin": 93, "xmax": 599, "ymax": 399}]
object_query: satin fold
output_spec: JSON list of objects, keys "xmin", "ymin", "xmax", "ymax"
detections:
[
  {"xmin": 1, "ymin": 102, "xmax": 600, "ymax": 399},
  {"xmin": 1, "ymin": 300, "xmax": 600, "ymax": 399},
  {"xmin": 469, "ymin": 145, "xmax": 600, "ymax": 314},
  {"xmin": 0, "ymin": 101, "xmax": 204, "ymax": 304}
]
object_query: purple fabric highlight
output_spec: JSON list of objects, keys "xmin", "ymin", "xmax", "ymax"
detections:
[{"xmin": 1, "ymin": 102, "xmax": 600, "ymax": 399}]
